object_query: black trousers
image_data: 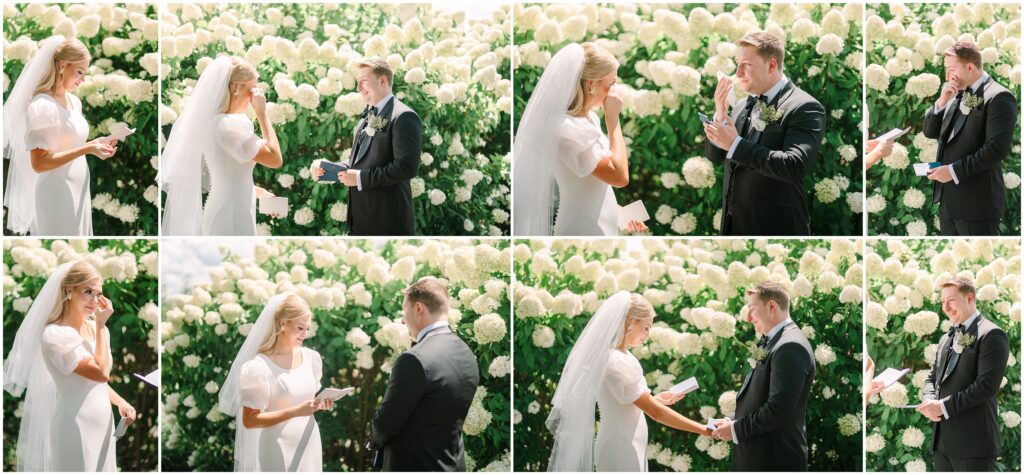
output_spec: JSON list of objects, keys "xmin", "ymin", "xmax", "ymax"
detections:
[
  {"xmin": 933, "ymin": 450, "xmax": 996, "ymax": 471},
  {"xmin": 939, "ymin": 206, "xmax": 1000, "ymax": 236}
]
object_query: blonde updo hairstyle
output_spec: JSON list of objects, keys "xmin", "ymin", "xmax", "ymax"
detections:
[
  {"xmin": 46, "ymin": 260, "xmax": 103, "ymax": 325},
  {"xmin": 567, "ymin": 42, "xmax": 619, "ymax": 117},
  {"xmin": 258, "ymin": 294, "xmax": 312, "ymax": 353},
  {"xmin": 219, "ymin": 56, "xmax": 259, "ymax": 114},
  {"xmin": 616, "ymin": 293, "xmax": 655, "ymax": 350},
  {"xmin": 33, "ymin": 37, "xmax": 91, "ymax": 96}
]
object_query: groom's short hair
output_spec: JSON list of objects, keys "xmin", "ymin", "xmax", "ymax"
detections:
[
  {"xmin": 944, "ymin": 41, "xmax": 983, "ymax": 69},
  {"xmin": 403, "ymin": 277, "xmax": 449, "ymax": 315},
  {"xmin": 941, "ymin": 277, "xmax": 977, "ymax": 298},
  {"xmin": 736, "ymin": 32, "xmax": 785, "ymax": 67},
  {"xmin": 746, "ymin": 282, "xmax": 789, "ymax": 312},
  {"xmin": 358, "ymin": 58, "xmax": 394, "ymax": 86}
]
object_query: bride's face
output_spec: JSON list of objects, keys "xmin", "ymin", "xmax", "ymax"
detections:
[
  {"xmin": 279, "ymin": 315, "xmax": 313, "ymax": 347},
  {"xmin": 60, "ymin": 60, "xmax": 90, "ymax": 92},
  {"xmin": 588, "ymin": 70, "xmax": 618, "ymax": 108},
  {"xmin": 623, "ymin": 317, "xmax": 653, "ymax": 348},
  {"xmin": 69, "ymin": 279, "xmax": 103, "ymax": 317}
]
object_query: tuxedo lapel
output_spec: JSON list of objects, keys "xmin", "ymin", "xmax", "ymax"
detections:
[
  {"xmin": 942, "ymin": 316, "xmax": 983, "ymax": 384},
  {"xmin": 352, "ymin": 97, "xmax": 396, "ymax": 166},
  {"xmin": 738, "ymin": 322, "xmax": 791, "ymax": 397},
  {"xmin": 948, "ymin": 77, "xmax": 992, "ymax": 143},
  {"xmin": 747, "ymin": 82, "xmax": 795, "ymax": 145}
]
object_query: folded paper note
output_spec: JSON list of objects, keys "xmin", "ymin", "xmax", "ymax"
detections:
[
  {"xmin": 872, "ymin": 367, "xmax": 910, "ymax": 390},
  {"xmin": 133, "ymin": 369, "xmax": 160, "ymax": 388},
  {"xmin": 914, "ymin": 162, "xmax": 942, "ymax": 176},
  {"xmin": 104, "ymin": 126, "xmax": 136, "ymax": 144},
  {"xmin": 316, "ymin": 387, "xmax": 355, "ymax": 402},
  {"xmin": 706, "ymin": 417, "xmax": 728, "ymax": 431},
  {"xmin": 114, "ymin": 417, "xmax": 128, "ymax": 438},
  {"xmin": 873, "ymin": 127, "xmax": 911, "ymax": 142},
  {"xmin": 259, "ymin": 196, "xmax": 288, "ymax": 216},
  {"xmin": 669, "ymin": 376, "xmax": 699, "ymax": 395},
  {"xmin": 618, "ymin": 200, "xmax": 650, "ymax": 230}
]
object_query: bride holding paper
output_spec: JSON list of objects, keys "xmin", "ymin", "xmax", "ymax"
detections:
[
  {"xmin": 547, "ymin": 291, "xmax": 710, "ymax": 471},
  {"xmin": 219, "ymin": 293, "xmax": 341, "ymax": 472}
]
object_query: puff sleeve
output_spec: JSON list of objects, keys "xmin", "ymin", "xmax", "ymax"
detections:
[
  {"xmin": 238, "ymin": 358, "xmax": 272, "ymax": 410},
  {"xmin": 25, "ymin": 97, "xmax": 62, "ymax": 151},
  {"xmin": 41, "ymin": 325, "xmax": 91, "ymax": 376},
  {"xmin": 307, "ymin": 347, "xmax": 323, "ymax": 393},
  {"xmin": 603, "ymin": 351, "xmax": 649, "ymax": 405},
  {"xmin": 557, "ymin": 115, "xmax": 611, "ymax": 178},
  {"xmin": 216, "ymin": 114, "xmax": 266, "ymax": 164}
]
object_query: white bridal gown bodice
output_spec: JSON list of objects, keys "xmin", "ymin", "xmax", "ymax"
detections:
[
  {"xmin": 202, "ymin": 113, "xmax": 266, "ymax": 236},
  {"xmin": 553, "ymin": 112, "xmax": 620, "ymax": 236},
  {"xmin": 26, "ymin": 93, "xmax": 92, "ymax": 236},
  {"xmin": 239, "ymin": 347, "xmax": 323, "ymax": 472},
  {"xmin": 595, "ymin": 349, "xmax": 649, "ymax": 472},
  {"xmin": 40, "ymin": 321, "xmax": 116, "ymax": 471}
]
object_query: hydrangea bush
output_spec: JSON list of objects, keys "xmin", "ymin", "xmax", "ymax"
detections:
[
  {"xmin": 865, "ymin": 3, "xmax": 1022, "ymax": 236},
  {"xmin": 2, "ymin": 3, "xmax": 159, "ymax": 236},
  {"xmin": 865, "ymin": 239, "xmax": 1021, "ymax": 471},
  {"xmin": 160, "ymin": 239, "xmax": 511, "ymax": 471},
  {"xmin": 513, "ymin": 238, "xmax": 863, "ymax": 471},
  {"xmin": 2, "ymin": 238, "xmax": 160, "ymax": 471},
  {"xmin": 514, "ymin": 3, "xmax": 864, "ymax": 235},
  {"xmin": 160, "ymin": 3, "xmax": 512, "ymax": 236}
]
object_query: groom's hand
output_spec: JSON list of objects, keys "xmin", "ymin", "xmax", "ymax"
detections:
[
  {"xmin": 926, "ymin": 165, "xmax": 953, "ymax": 183},
  {"xmin": 713, "ymin": 75, "xmax": 733, "ymax": 120},
  {"xmin": 916, "ymin": 400, "xmax": 944, "ymax": 422},
  {"xmin": 704, "ymin": 116, "xmax": 739, "ymax": 150},
  {"xmin": 312, "ymin": 167, "xmax": 326, "ymax": 181},
  {"xmin": 711, "ymin": 419, "xmax": 734, "ymax": 441},
  {"xmin": 339, "ymin": 170, "xmax": 358, "ymax": 187}
]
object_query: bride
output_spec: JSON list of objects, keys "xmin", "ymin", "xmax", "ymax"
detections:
[
  {"xmin": 514, "ymin": 42, "xmax": 646, "ymax": 236},
  {"xmin": 4, "ymin": 36, "xmax": 118, "ymax": 236},
  {"xmin": 547, "ymin": 291, "xmax": 709, "ymax": 471},
  {"xmin": 160, "ymin": 55, "xmax": 283, "ymax": 236},
  {"xmin": 3, "ymin": 260, "xmax": 137, "ymax": 471},
  {"xmin": 219, "ymin": 293, "xmax": 332, "ymax": 471}
]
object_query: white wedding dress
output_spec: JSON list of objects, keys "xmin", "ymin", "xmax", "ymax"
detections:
[
  {"xmin": 554, "ymin": 112, "xmax": 619, "ymax": 236},
  {"xmin": 40, "ymin": 321, "xmax": 116, "ymax": 471},
  {"xmin": 595, "ymin": 349, "xmax": 649, "ymax": 471},
  {"xmin": 26, "ymin": 93, "xmax": 92, "ymax": 235},
  {"xmin": 201, "ymin": 113, "xmax": 266, "ymax": 236},
  {"xmin": 239, "ymin": 347, "xmax": 323, "ymax": 472}
]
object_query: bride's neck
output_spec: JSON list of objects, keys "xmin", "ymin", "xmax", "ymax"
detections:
[
  {"xmin": 62, "ymin": 309, "xmax": 87, "ymax": 329},
  {"xmin": 227, "ymin": 97, "xmax": 248, "ymax": 114}
]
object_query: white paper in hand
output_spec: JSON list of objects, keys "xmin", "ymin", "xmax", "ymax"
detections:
[
  {"xmin": 618, "ymin": 200, "xmax": 650, "ymax": 230},
  {"xmin": 114, "ymin": 417, "xmax": 128, "ymax": 438},
  {"xmin": 706, "ymin": 417, "xmax": 727, "ymax": 431},
  {"xmin": 133, "ymin": 369, "xmax": 160, "ymax": 388},
  {"xmin": 316, "ymin": 387, "xmax": 354, "ymax": 402},
  {"xmin": 872, "ymin": 367, "xmax": 910, "ymax": 389},
  {"xmin": 913, "ymin": 162, "xmax": 942, "ymax": 176},
  {"xmin": 259, "ymin": 196, "xmax": 288, "ymax": 216},
  {"xmin": 105, "ymin": 126, "xmax": 136, "ymax": 144},
  {"xmin": 669, "ymin": 376, "xmax": 699, "ymax": 395},
  {"xmin": 873, "ymin": 127, "xmax": 911, "ymax": 142}
]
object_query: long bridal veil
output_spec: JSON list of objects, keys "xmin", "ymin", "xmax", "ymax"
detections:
[
  {"xmin": 218, "ymin": 292, "xmax": 292, "ymax": 471},
  {"xmin": 159, "ymin": 55, "xmax": 232, "ymax": 236},
  {"xmin": 2, "ymin": 261, "xmax": 75, "ymax": 471},
  {"xmin": 512, "ymin": 43, "xmax": 584, "ymax": 236},
  {"xmin": 4, "ymin": 36, "xmax": 65, "ymax": 235},
  {"xmin": 545, "ymin": 290, "xmax": 630, "ymax": 471}
]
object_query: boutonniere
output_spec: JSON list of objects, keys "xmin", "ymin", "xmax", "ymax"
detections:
[
  {"xmin": 959, "ymin": 91, "xmax": 983, "ymax": 116},
  {"xmin": 747, "ymin": 343, "xmax": 768, "ymax": 368},
  {"xmin": 752, "ymin": 100, "xmax": 783, "ymax": 132},
  {"xmin": 952, "ymin": 330, "xmax": 976, "ymax": 354},
  {"xmin": 365, "ymin": 115, "xmax": 388, "ymax": 137}
]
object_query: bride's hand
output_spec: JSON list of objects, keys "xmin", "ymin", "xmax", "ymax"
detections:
[
  {"xmin": 654, "ymin": 391, "xmax": 684, "ymax": 406},
  {"xmin": 317, "ymin": 398, "xmax": 335, "ymax": 411},
  {"xmin": 292, "ymin": 399, "xmax": 319, "ymax": 417},
  {"xmin": 603, "ymin": 86, "xmax": 624, "ymax": 118},
  {"xmin": 250, "ymin": 87, "xmax": 268, "ymax": 116},
  {"xmin": 88, "ymin": 139, "xmax": 116, "ymax": 159},
  {"xmin": 118, "ymin": 402, "xmax": 137, "ymax": 425},
  {"xmin": 94, "ymin": 296, "xmax": 114, "ymax": 326},
  {"xmin": 626, "ymin": 220, "xmax": 648, "ymax": 234},
  {"xmin": 254, "ymin": 186, "xmax": 275, "ymax": 198}
]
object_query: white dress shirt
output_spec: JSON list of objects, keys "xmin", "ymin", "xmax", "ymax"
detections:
[
  {"xmin": 414, "ymin": 319, "xmax": 449, "ymax": 343},
  {"xmin": 353, "ymin": 93, "xmax": 395, "ymax": 190}
]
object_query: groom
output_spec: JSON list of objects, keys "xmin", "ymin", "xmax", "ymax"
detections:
[
  {"xmin": 711, "ymin": 282, "xmax": 815, "ymax": 471},
  {"xmin": 366, "ymin": 277, "xmax": 479, "ymax": 471},
  {"xmin": 919, "ymin": 277, "xmax": 1009, "ymax": 471},
  {"xmin": 317, "ymin": 58, "xmax": 423, "ymax": 236},
  {"xmin": 923, "ymin": 41, "xmax": 1018, "ymax": 236},
  {"xmin": 704, "ymin": 32, "xmax": 826, "ymax": 236}
]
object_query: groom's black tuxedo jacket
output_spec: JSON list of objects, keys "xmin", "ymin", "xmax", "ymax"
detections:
[
  {"xmin": 923, "ymin": 76, "xmax": 1017, "ymax": 222},
  {"xmin": 733, "ymin": 321, "xmax": 815, "ymax": 471},
  {"xmin": 706, "ymin": 81, "xmax": 825, "ymax": 236},
  {"xmin": 368, "ymin": 329, "xmax": 479, "ymax": 471},
  {"xmin": 922, "ymin": 315, "xmax": 1009, "ymax": 459},
  {"xmin": 347, "ymin": 97, "xmax": 423, "ymax": 236}
]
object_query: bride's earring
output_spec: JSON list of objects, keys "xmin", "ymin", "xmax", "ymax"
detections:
[{"xmin": 65, "ymin": 293, "xmax": 71, "ymax": 300}]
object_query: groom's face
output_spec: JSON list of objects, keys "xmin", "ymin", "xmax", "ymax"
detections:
[
  {"xmin": 940, "ymin": 287, "xmax": 975, "ymax": 324},
  {"xmin": 358, "ymin": 68, "xmax": 389, "ymax": 105},
  {"xmin": 745, "ymin": 294, "xmax": 777, "ymax": 335},
  {"xmin": 735, "ymin": 46, "xmax": 774, "ymax": 95}
]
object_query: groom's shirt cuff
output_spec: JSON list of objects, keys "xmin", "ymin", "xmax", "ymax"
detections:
[
  {"xmin": 726, "ymin": 137, "xmax": 742, "ymax": 159},
  {"xmin": 934, "ymin": 101, "xmax": 949, "ymax": 114},
  {"xmin": 355, "ymin": 170, "xmax": 363, "ymax": 190},
  {"xmin": 947, "ymin": 164, "xmax": 959, "ymax": 185},
  {"xmin": 940, "ymin": 397, "xmax": 951, "ymax": 419},
  {"xmin": 731, "ymin": 426, "xmax": 739, "ymax": 444}
]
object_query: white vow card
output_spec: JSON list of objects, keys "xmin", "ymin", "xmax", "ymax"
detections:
[
  {"xmin": 618, "ymin": 200, "xmax": 650, "ymax": 230},
  {"xmin": 706, "ymin": 417, "xmax": 727, "ymax": 431},
  {"xmin": 873, "ymin": 127, "xmax": 911, "ymax": 142},
  {"xmin": 259, "ymin": 196, "xmax": 288, "ymax": 216},
  {"xmin": 316, "ymin": 387, "xmax": 354, "ymax": 402},
  {"xmin": 872, "ymin": 367, "xmax": 910, "ymax": 389},
  {"xmin": 913, "ymin": 162, "xmax": 941, "ymax": 176},
  {"xmin": 133, "ymin": 369, "xmax": 160, "ymax": 388},
  {"xmin": 105, "ymin": 126, "xmax": 136, "ymax": 143},
  {"xmin": 114, "ymin": 417, "xmax": 128, "ymax": 438},
  {"xmin": 669, "ymin": 376, "xmax": 699, "ymax": 395}
]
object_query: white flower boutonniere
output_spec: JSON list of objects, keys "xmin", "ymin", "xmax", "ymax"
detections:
[
  {"xmin": 752, "ymin": 100, "xmax": 783, "ymax": 132},
  {"xmin": 747, "ymin": 343, "xmax": 768, "ymax": 368},
  {"xmin": 958, "ymin": 91, "xmax": 983, "ymax": 116},
  {"xmin": 365, "ymin": 115, "xmax": 388, "ymax": 137},
  {"xmin": 952, "ymin": 330, "xmax": 976, "ymax": 354}
]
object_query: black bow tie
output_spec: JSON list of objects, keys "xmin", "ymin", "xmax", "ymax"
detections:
[
  {"xmin": 757, "ymin": 335, "xmax": 769, "ymax": 348},
  {"xmin": 361, "ymin": 105, "xmax": 378, "ymax": 119},
  {"xmin": 956, "ymin": 90, "xmax": 965, "ymax": 100},
  {"xmin": 747, "ymin": 94, "xmax": 767, "ymax": 106},
  {"xmin": 948, "ymin": 324, "xmax": 964, "ymax": 338}
]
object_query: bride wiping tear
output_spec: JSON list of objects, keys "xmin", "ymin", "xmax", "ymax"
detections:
[
  {"xmin": 514, "ymin": 42, "xmax": 647, "ymax": 236},
  {"xmin": 160, "ymin": 55, "xmax": 284, "ymax": 236},
  {"xmin": 546, "ymin": 291, "xmax": 710, "ymax": 472}
]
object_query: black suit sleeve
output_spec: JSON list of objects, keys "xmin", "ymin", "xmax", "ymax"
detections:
[
  {"xmin": 921, "ymin": 336, "xmax": 944, "ymax": 401},
  {"xmin": 946, "ymin": 329, "xmax": 1010, "ymax": 418},
  {"xmin": 734, "ymin": 341, "xmax": 814, "ymax": 442},
  {"xmin": 706, "ymin": 132, "xmax": 727, "ymax": 164},
  {"xmin": 369, "ymin": 352, "xmax": 427, "ymax": 448},
  {"xmin": 360, "ymin": 111, "xmax": 423, "ymax": 189},
  {"xmin": 922, "ymin": 103, "xmax": 945, "ymax": 139},
  {"xmin": 952, "ymin": 91, "xmax": 1018, "ymax": 181},
  {"xmin": 728, "ymin": 100, "xmax": 825, "ymax": 186}
]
